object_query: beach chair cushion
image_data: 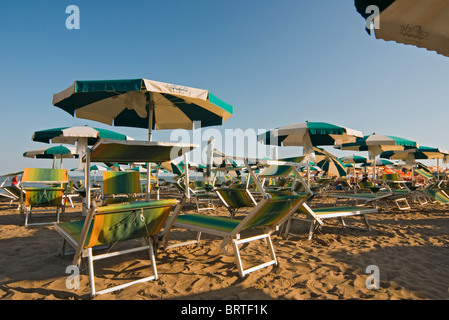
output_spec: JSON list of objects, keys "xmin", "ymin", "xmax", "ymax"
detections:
[
  {"xmin": 57, "ymin": 199, "xmax": 178, "ymax": 248},
  {"xmin": 25, "ymin": 187, "xmax": 66, "ymax": 206}
]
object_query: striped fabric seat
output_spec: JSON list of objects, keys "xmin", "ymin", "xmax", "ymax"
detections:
[
  {"xmin": 20, "ymin": 168, "xmax": 68, "ymax": 226},
  {"xmin": 168, "ymin": 194, "xmax": 309, "ymax": 278},
  {"xmin": 57, "ymin": 199, "xmax": 178, "ymax": 248},
  {"xmin": 55, "ymin": 198, "xmax": 179, "ymax": 297},
  {"xmin": 101, "ymin": 171, "xmax": 141, "ymax": 205}
]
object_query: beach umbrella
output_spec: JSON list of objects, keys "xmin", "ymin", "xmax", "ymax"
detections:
[
  {"xmin": 52, "ymin": 78, "xmax": 234, "ymax": 140},
  {"xmin": 258, "ymin": 121, "xmax": 363, "ymax": 185},
  {"xmin": 354, "ymin": 0, "xmax": 449, "ymax": 57},
  {"xmin": 23, "ymin": 145, "xmax": 78, "ymax": 169},
  {"xmin": 380, "ymin": 146, "xmax": 449, "ymax": 181},
  {"xmin": 32, "ymin": 126, "xmax": 133, "ymax": 170},
  {"xmin": 339, "ymin": 155, "xmax": 369, "ymax": 165},
  {"xmin": 336, "ymin": 133, "xmax": 417, "ymax": 181},
  {"xmin": 313, "ymin": 147, "xmax": 347, "ymax": 177},
  {"xmin": 53, "ymin": 78, "xmax": 233, "ymax": 200}
]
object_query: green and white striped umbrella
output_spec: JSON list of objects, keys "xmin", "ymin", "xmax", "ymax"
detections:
[
  {"xmin": 355, "ymin": 0, "xmax": 449, "ymax": 58},
  {"xmin": 313, "ymin": 147, "xmax": 347, "ymax": 177},
  {"xmin": 32, "ymin": 126, "xmax": 134, "ymax": 171},
  {"xmin": 380, "ymin": 146, "xmax": 449, "ymax": 161},
  {"xmin": 258, "ymin": 121, "xmax": 363, "ymax": 150},
  {"xmin": 339, "ymin": 155, "xmax": 369, "ymax": 164},
  {"xmin": 258, "ymin": 122, "xmax": 361, "ymax": 184},
  {"xmin": 336, "ymin": 134, "xmax": 417, "ymax": 159},
  {"xmin": 336, "ymin": 133, "xmax": 417, "ymax": 180},
  {"xmin": 23, "ymin": 145, "xmax": 78, "ymax": 169},
  {"xmin": 380, "ymin": 146, "xmax": 449, "ymax": 180},
  {"xmin": 23, "ymin": 145, "xmax": 78, "ymax": 159},
  {"xmin": 52, "ymin": 78, "xmax": 233, "ymax": 139},
  {"xmin": 32, "ymin": 126, "xmax": 133, "ymax": 145}
]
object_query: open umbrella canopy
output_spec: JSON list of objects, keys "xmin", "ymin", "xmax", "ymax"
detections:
[
  {"xmin": 258, "ymin": 121, "xmax": 363, "ymax": 165},
  {"xmin": 336, "ymin": 134, "xmax": 417, "ymax": 159},
  {"xmin": 380, "ymin": 146, "xmax": 449, "ymax": 161},
  {"xmin": 23, "ymin": 145, "xmax": 78, "ymax": 159},
  {"xmin": 361, "ymin": 158, "xmax": 396, "ymax": 166},
  {"xmin": 52, "ymin": 79, "xmax": 233, "ymax": 137},
  {"xmin": 313, "ymin": 147, "xmax": 347, "ymax": 177},
  {"xmin": 258, "ymin": 121, "xmax": 363, "ymax": 147},
  {"xmin": 339, "ymin": 155, "xmax": 369, "ymax": 164},
  {"xmin": 355, "ymin": 0, "xmax": 449, "ymax": 57},
  {"xmin": 32, "ymin": 126, "xmax": 133, "ymax": 145}
]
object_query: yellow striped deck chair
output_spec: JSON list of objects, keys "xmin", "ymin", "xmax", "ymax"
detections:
[
  {"xmin": 164, "ymin": 193, "xmax": 310, "ymax": 278},
  {"xmin": 20, "ymin": 168, "xmax": 68, "ymax": 226},
  {"xmin": 54, "ymin": 199, "xmax": 179, "ymax": 297},
  {"xmin": 101, "ymin": 171, "xmax": 141, "ymax": 205}
]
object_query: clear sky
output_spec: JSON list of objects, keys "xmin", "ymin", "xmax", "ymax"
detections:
[{"xmin": 1, "ymin": 0, "xmax": 449, "ymax": 174}]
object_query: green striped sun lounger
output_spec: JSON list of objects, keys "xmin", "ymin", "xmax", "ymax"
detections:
[
  {"xmin": 55, "ymin": 199, "xmax": 179, "ymax": 297},
  {"xmin": 422, "ymin": 189, "xmax": 449, "ymax": 205},
  {"xmin": 284, "ymin": 203, "xmax": 377, "ymax": 240},
  {"xmin": 164, "ymin": 194, "xmax": 309, "ymax": 278},
  {"xmin": 20, "ymin": 168, "xmax": 69, "ymax": 226}
]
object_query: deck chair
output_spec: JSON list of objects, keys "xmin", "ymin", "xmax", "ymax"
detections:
[
  {"xmin": 284, "ymin": 203, "xmax": 377, "ymax": 240},
  {"xmin": 101, "ymin": 171, "xmax": 141, "ymax": 205},
  {"xmin": 421, "ymin": 188, "xmax": 449, "ymax": 205},
  {"xmin": 55, "ymin": 199, "xmax": 180, "ymax": 297},
  {"xmin": 19, "ymin": 168, "xmax": 68, "ymax": 226},
  {"xmin": 215, "ymin": 187, "xmax": 257, "ymax": 218},
  {"xmin": 1, "ymin": 184, "xmax": 25, "ymax": 209},
  {"xmin": 165, "ymin": 193, "xmax": 309, "ymax": 277},
  {"xmin": 380, "ymin": 173, "xmax": 413, "ymax": 210},
  {"xmin": 189, "ymin": 180, "xmax": 215, "ymax": 211},
  {"xmin": 163, "ymin": 157, "xmax": 312, "ymax": 278}
]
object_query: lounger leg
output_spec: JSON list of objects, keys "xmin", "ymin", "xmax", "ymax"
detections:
[
  {"xmin": 87, "ymin": 248, "xmax": 96, "ymax": 298},
  {"xmin": 148, "ymin": 240, "xmax": 158, "ymax": 281}
]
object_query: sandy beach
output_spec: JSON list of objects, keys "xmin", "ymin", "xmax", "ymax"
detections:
[{"xmin": 1, "ymin": 190, "xmax": 449, "ymax": 302}]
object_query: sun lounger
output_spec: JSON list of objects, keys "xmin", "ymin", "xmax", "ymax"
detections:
[
  {"xmin": 20, "ymin": 168, "xmax": 68, "ymax": 226},
  {"xmin": 166, "ymin": 193, "xmax": 309, "ymax": 277},
  {"xmin": 55, "ymin": 199, "xmax": 179, "ymax": 297},
  {"xmin": 1, "ymin": 185, "xmax": 25, "ymax": 209},
  {"xmin": 54, "ymin": 138, "xmax": 198, "ymax": 297},
  {"xmin": 284, "ymin": 203, "xmax": 377, "ymax": 240},
  {"xmin": 163, "ymin": 157, "xmax": 312, "ymax": 277}
]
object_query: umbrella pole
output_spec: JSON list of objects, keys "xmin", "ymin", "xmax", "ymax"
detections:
[
  {"xmin": 146, "ymin": 101, "xmax": 154, "ymax": 201},
  {"xmin": 437, "ymin": 158, "xmax": 440, "ymax": 181}
]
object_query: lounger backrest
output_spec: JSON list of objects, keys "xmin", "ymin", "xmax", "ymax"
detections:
[
  {"xmin": 21, "ymin": 168, "xmax": 68, "ymax": 206},
  {"xmin": 74, "ymin": 200, "xmax": 178, "ymax": 248},
  {"xmin": 22, "ymin": 168, "xmax": 68, "ymax": 184},
  {"xmin": 102, "ymin": 171, "xmax": 140, "ymax": 196},
  {"xmin": 242, "ymin": 195, "xmax": 306, "ymax": 230},
  {"xmin": 215, "ymin": 188, "xmax": 256, "ymax": 209}
]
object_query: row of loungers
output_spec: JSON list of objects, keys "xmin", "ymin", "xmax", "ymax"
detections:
[{"xmin": 13, "ymin": 141, "xmax": 447, "ymax": 298}]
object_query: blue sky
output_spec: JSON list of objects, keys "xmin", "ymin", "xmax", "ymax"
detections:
[{"xmin": 1, "ymin": 1, "xmax": 449, "ymax": 174}]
